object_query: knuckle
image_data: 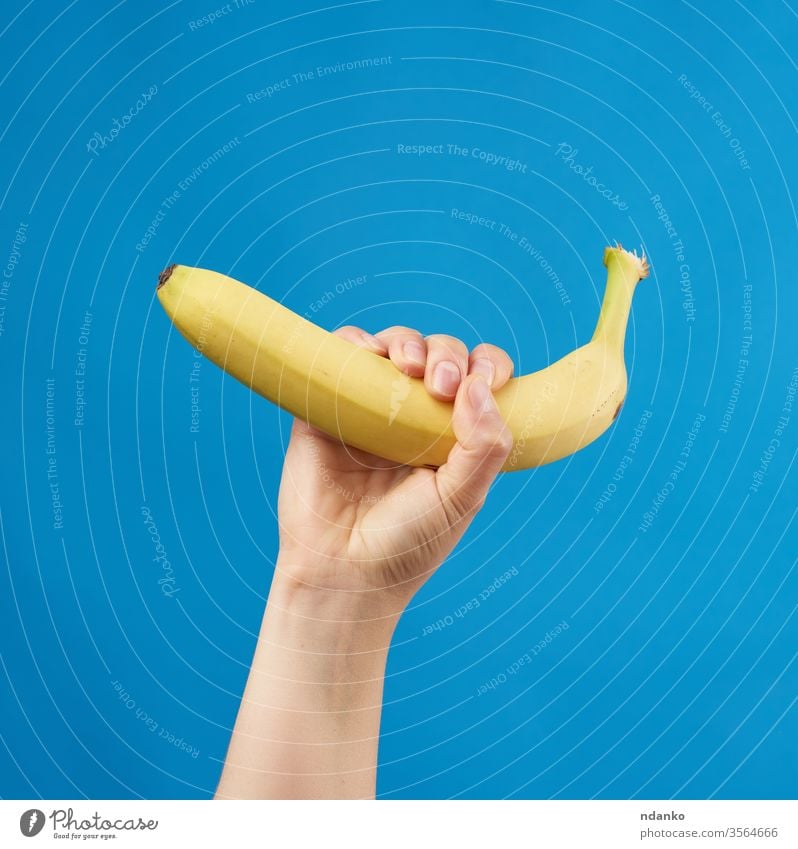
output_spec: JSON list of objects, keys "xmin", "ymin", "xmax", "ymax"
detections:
[
  {"xmin": 427, "ymin": 333, "xmax": 465, "ymax": 348},
  {"xmin": 494, "ymin": 426, "xmax": 515, "ymax": 455},
  {"xmin": 443, "ymin": 486, "xmax": 482, "ymax": 524},
  {"xmin": 475, "ymin": 422, "xmax": 514, "ymax": 457},
  {"xmin": 427, "ymin": 334, "xmax": 469, "ymax": 362},
  {"xmin": 472, "ymin": 343, "xmax": 513, "ymax": 369},
  {"xmin": 334, "ymin": 324, "xmax": 363, "ymax": 336},
  {"xmin": 471, "ymin": 342, "xmax": 502, "ymax": 360},
  {"xmin": 470, "ymin": 342, "xmax": 494, "ymax": 359},
  {"xmin": 377, "ymin": 325, "xmax": 419, "ymax": 339}
]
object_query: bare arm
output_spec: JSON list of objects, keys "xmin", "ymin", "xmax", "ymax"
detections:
[
  {"xmin": 216, "ymin": 326, "xmax": 514, "ymax": 799},
  {"xmin": 216, "ymin": 578, "xmax": 398, "ymax": 799}
]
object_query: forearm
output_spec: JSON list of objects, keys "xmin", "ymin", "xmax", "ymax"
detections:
[{"xmin": 215, "ymin": 567, "xmax": 401, "ymax": 799}]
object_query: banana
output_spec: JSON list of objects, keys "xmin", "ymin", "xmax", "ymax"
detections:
[{"xmin": 157, "ymin": 245, "xmax": 648, "ymax": 471}]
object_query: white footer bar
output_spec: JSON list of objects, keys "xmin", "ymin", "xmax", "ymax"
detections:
[{"xmin": 2, "ymin": 800, "xmax": 796, "ymax": 848}]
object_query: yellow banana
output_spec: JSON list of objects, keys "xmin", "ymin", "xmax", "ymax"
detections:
[{"xmin": 157, "ymin": 245, "xmax": 648, "ymax": 471}]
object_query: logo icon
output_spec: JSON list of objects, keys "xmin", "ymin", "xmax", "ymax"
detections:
[
  {"xmin": 389, "ymin": 373, "xmax": 411, "ymax": 424},
  {"xmin": 19, "ymin": 809, "xmax": 45, "ymax": 837}
]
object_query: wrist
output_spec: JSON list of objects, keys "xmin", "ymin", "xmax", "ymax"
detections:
[{"xmin": 267, "ymin": 556, "xmax": 407, "ymax": 651}]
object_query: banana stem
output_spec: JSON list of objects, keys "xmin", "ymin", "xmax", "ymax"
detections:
[{"xmin": 591, "ymin": 246, "xmax": 649, "ymax": 352}]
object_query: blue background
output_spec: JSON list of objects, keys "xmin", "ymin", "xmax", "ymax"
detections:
[{"xmin": 1, "ymin": 0, "xmax": 796, "ymax": 800}]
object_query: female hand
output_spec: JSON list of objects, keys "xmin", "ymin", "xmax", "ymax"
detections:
[
  {"xmin": 217, "ymin": 326, "xmax": 515, "ymax": 799},
  {"xmin": 275, "ymin": 325, "xmax": 515, "ymax": 616}
]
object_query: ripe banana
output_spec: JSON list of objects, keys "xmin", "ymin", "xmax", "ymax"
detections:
[{"xmin": 157, "ymin": 245, "xmax": 648, "ymax": 471}]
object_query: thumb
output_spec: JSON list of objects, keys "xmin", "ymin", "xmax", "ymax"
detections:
[{"xmin": 435, "ymin": 374, "xmax": 513, "ymax": 522}]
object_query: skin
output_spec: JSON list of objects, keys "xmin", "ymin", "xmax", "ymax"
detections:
[{"xmin": 216, "ymin": 326, "xmax": 514, "ymax": 799}]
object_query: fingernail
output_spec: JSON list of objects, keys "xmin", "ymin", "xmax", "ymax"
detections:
[
  {"xmin": 403, "ymin": 340, "xmax": 426, "ymax": 366},
  {"xmin": 432, "ymin": 361, "xmax": 461, "ymax": 397},
  {"xmin": 361, "ymin": 331, "xmax": 387, "ymax": 353},
  {"xmin": 471, "ymin": 357, "xmax": 495, "ymax": 386},
  {"xmin": 469, "ymin": 376, "xmax": 495, "ymax": 414}
]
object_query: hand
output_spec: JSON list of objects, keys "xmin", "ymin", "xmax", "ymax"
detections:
[
  {"xmin": 274, "ymin": 325, "xmax": 514, "ymax": 617},
  {"xmin": 218, "ymin": 329, "xmax": 514, "ymax": 799}
]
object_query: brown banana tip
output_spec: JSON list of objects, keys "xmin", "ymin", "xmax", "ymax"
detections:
[{"xmin": 157, "ymin": 264, "xmax": 176, "ymax": 290}]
